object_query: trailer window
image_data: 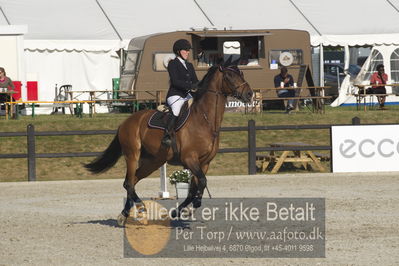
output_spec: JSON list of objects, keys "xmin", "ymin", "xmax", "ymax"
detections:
[
  {"xmin": 196, "ymin": 36, "xmax": 260, "ymax": 67},
  {"xmin": 238, "ymin": 37, "xmax": 260, "ymax": 66},
  {"xmin": 197, "ymin": 37, "xmax": 219, "ymax": 67},
  {"xmin": 153, "ymin": 53, "xmax": 176, "ymax": 71},
  {"xmin": 123, "ymin": 51, "xmax": 140, "ymax": 75},
  {"xmin": 269, "ymin": 49, "xmax": 303, "ymax": 67}
]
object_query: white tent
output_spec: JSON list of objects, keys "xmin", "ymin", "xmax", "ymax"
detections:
[
  {"xmin": 331, "ymin": 44, "xmax": 399, "ymax": 107},
  {"xmin": 2, "ymin": 0, "xmax": 398, "ymax": 40},
  {"xmin": 1, "ymin": 0, "xmax": 399, "ymax": 105}
]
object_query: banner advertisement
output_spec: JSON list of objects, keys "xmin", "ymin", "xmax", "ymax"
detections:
[
  {"xmin": 123, "ymin": 198, "xmax": 325, "ymax": 258},
  {"xmin": 332, "ymin": 125, "xmax": 399, "ymax": 172}
]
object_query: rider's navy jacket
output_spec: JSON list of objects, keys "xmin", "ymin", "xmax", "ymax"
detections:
[{"xmin": 166, "ymin": 57, "xmax": 199, "ymax": 99}]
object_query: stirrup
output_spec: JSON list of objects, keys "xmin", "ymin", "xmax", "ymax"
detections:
[{"xmin": 161, "ymin": 135, "xmax": 172, "ymax": 146}]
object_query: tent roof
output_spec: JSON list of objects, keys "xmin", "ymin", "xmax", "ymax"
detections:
[
  {"xmin": 1, "ymin": 0, "xmax": 399, "ymax": 47},
  {"xmin": 311, "ymin": 33, "xmax": 399, "ymax": 46}
]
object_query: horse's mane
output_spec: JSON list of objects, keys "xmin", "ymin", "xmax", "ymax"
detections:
[{"xmin": 193, "ymin": 66, "xmax": 219, "ymax": 100}]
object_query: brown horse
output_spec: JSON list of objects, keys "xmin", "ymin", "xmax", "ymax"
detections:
[{"xmin": 85, "ymin": 62, "xmax": 253, "ymax": 226}]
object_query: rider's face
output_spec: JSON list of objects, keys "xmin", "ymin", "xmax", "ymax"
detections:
[{"xmin": 180, "ymin": 49, "xmax": 190, "ymax": 60}]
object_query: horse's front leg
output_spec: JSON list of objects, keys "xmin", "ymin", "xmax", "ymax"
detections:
[
  {"xmin": 172, "ymin": 163, "xmax": 208, "ymax": 218},
  {"xmin": 118, "ymin": 156, "xmax": 167, "ymax": 225},
  {"xmin": 171, "ymin": 177, "xmax": 198, "ymax": 218},
  {"xmin": 192, "ymin": 170, "xmax": 207, "ymax": 209},
  {"xmin": 191, "ymin": 162, "xmax": 210, "ymax": 208}
]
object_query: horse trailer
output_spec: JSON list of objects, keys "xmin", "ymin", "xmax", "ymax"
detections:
[{"xmin": 119, "ymin": 29, "xmax": 313, "ymax": 109}]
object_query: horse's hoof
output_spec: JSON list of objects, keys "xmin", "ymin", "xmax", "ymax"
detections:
[
  {"xmin": 180, "ymin": 207, "xmax": 195, "ymax": 218},
  {"xmin": 117, "ymin": 213, "xmax": 127, "ymax": 227},
  {"xmin": 140, "ymin": 212, "xmax": 149, "ymax": 225},
  {"xmin": 170, "ymin": 209, "xmax": 179, "ymax": 219},
  {"xmin": 134, "ymin": 210, "xmax": 148, "ymax": 225},
  {"xmin": 136, "ymin": 206, "xmax": 147, "ymax": 214},
  {"xmin": 161, "ymin": 138, "xmax": 172, "ymax": 147}
]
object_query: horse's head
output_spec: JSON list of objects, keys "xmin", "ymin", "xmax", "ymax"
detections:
[{"xmin": 218, "ymin": 64, "xmax": 253, "ymax": 103}]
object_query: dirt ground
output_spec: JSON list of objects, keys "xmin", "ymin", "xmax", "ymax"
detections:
[{"xmin": 1, "ymin": 172, "xmax": 399, "ymax": 265}]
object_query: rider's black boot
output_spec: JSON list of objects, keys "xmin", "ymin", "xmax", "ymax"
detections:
[{"xmin": 161, "ymin": 114, "xmax": 178, "ymax": 147}]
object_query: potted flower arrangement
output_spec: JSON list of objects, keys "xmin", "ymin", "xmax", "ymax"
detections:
[{"xmin": 169, "ymin": 169, "xmax": 191, "ymax": 199}]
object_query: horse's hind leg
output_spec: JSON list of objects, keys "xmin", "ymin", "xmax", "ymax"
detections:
[
  {"xmin": 118, "ymin": 155, "xmax": 166, "ymax": 226},
  {"xmin": 135, "ymin": 157, "xmax": 166, "ymax": 181},
  {"xmin": 117, "ymin": 151, "xmax": 141, "ymax": 226}
]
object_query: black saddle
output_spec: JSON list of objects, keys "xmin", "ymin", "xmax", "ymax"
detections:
[{"xmin": 148, "ymin": 102, "xmax": 191, "ymax": 131}]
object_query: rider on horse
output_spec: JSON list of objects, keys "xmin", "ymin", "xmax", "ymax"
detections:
[{"xmin": 161, "ymin": 39, "xmax": 199, "ymax": 147}]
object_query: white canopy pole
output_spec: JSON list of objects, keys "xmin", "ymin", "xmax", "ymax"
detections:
[
  {"xmin": 320, "ymin": 44, "xmax": 324, "ymax": 87},
  {"xmin": 159, "ymin": 164, "xmax": 170, "ymax": 198},
  {"xmin": 344, "ymin": 45, "xmax": 350, "ymax": 74}
]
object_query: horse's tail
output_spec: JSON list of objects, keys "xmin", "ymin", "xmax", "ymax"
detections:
[{"xmin": 84, "ymin": 132, "xmax": 122, "ymax": 174}]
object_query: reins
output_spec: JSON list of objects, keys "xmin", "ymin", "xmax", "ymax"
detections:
[
  {"xmin": 233, "ymin": 81, "xmax": 249, "ymax": 90},
  {"xmin": 205, "ymin": 81, "xmax": 248, "ymax": 96},
  {"xmin": 197, "ymin": 65, "xmax": 248, "ymax": 140},
  {"xmin": 205, "ymin": 67, "xmax": 247, "ymax": 96},
  {"xmin": 201, "ymin": 89, "xmax": 222, "ymax": 139},
  {"xmin": 205, "ymin": 89, "xmax": 226, "ymax": 96},
  {"xmin": 194, "ymin": 65, "xmax": 249, "ymax": 200}
]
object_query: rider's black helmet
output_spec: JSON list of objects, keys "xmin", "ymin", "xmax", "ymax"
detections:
[{"xmin": 173, "ymin": 39, "xmax": 192, "ymax": 55}]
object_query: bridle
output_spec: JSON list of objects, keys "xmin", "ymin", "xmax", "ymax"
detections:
[
  {"xmin": 221, "ymin": 66, "xmax": 248, "ymax": 100},
  {"xmin": 205, "ymin": 65, "xmax": 248, "ymax": 99},
  {"xmin": 201, "ymin": 65, "xmax": 249, "ymax": 134}
]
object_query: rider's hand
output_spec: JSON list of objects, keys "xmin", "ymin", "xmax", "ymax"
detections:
[{"xmin": 190, "ymin": 82, "xmax": 199, "ymax": 92}]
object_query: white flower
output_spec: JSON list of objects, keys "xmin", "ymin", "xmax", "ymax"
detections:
[{"xmin": 169, "ymin": 169, "xmax": 192, "ymax": 185}]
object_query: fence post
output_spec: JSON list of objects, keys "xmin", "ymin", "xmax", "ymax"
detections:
[
  {"xmin": 248, "ymin": 119, "xmax": 257, "ymax": 175},
  {"xmin": 27, "ymin": 124, "xmax": 36, "ymax": 181},
  {"xmin": 15, "ymin": 104, "xmax": 19, "ymax": 120},
  {"xmin": 352, "ymin": 116, "xmax": 361, "ymax": 125}
]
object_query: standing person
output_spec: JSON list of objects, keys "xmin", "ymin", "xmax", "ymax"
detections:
[
  {"xmin": 0, "ymin": 67, "xmax": 15, "ymax": 105},
  {"xmin": 370, "ymin": 64, "xmax": 388, "ymax": 110},
  {"xmin": 274, "ymin": 66, "xmax": 295, "ymax": 113},
  {"xmin": 161, "ymin": 39, "xmax": 199, "ymax": 146}
]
